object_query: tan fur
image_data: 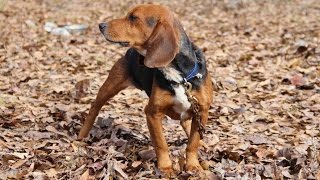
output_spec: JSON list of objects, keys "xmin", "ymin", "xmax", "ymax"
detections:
[{"xmin": 79, "ymin": 4, "xmax": 213, "ymax": 177}]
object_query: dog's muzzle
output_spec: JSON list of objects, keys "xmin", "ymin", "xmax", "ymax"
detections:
[{"xmin": 99, "ymin": 23, "xmax": 107, "ymax": 34}]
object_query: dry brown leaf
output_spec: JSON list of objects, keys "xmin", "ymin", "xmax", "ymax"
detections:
[
  {"xmin": 45, "ymin": 168, "xmax": 58, "ymax": 178},
  {"xmin": 206, "ymin": 134, "xmax": 220, "ymax": 147},
  {"xmin": 74, "ymin": 79, "xmax": 90, "ymax": 102},
  {"xmin": 11, "ymin": 152, "xmax": 28, "ymax": 159},
  {"xmin": 315, "ymin": 170, "xmax": 320, "ymax": 180},
  {"xmin": 245, "ymin": 135, "xmax": 269, "ymax": 145},
  {"xmin": 290, "ymin": 74, "xmax": 306, "ymax": 86},
  {"xmin": 138, "ymin": 149, "xmax": 156, "ymax": 161},
  {"xmin": 10, "ymin": 159, "xmax": 27, "ymax": 169},
  {"xmin": 88, "ymin": 160, "xmax": 108, "ymax": 171},
  {"xmin": 71, "ymin": 141, "xmax": 88, "ymax": 155},
  {"xmin": 79, "ymin": 169, "xmax": 90, "ymax": 180},
  {"xmin": 113, "ymin": 161, "xmax": 128, "ymax": 179},
  {"xmin": 131, "ymin": 161, "xmax": 142, "ymax": 168}
]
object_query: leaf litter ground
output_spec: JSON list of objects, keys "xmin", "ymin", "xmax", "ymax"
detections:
[{"xmin": 0, "ymin": 0, "xmax": 319, "ymax": 179}]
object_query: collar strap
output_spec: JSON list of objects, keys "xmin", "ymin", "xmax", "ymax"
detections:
[{"xmin": 184, "ymin": 61, "xmax": 199, "ymax": 82}]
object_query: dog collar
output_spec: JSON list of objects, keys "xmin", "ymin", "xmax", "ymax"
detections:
[{"xmin": 183, "ymin": 61, "xmax": 199, "ymax": 82}]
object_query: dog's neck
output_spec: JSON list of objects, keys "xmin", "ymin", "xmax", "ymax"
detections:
[
  {"xmin": 158, "ymin": 31, "xmax": 199, "ymax": 84},
  {"xmin": 172, "ymin": 30, "xmax": 198, "ymax": 73},
  {"xmin": 164, "ymin": 28, "xmax": 200, "ymax": 82}
]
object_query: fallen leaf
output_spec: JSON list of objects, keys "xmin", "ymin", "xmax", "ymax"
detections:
[
  {"xmin": 45, "ymin": 168, "xmax": 58, "ymax": 178},
  {"xmin": 131, "ymin": 161, "xmax": 142, "ymax": 168},
  {"xmin": 245, "ymin": 135, "xmax": 269, "ymax": 145},
  {"xmin": 10, "ymin": 159, "xmax": 27, "ymax": 169},
  {"xmin": 79, "ymin": 169, "xmax": 90, "ymax": 180},
  {"xmin": 206, "ymin": 134, "xmax": 220, "ymax": 147},
  {"xmin": 11, "ymin": 152, "xmax": 28, "ymax": 159},
  {"xmin": 290, "ymin": 74, "xmax": 306, "ymax": 86},
  {"xmin": 138, "ymin": 149, "xmax": 156, "ymax": 161},
  {"xmin": 88, "ymin": 160, "xmax": 108, "ymax": 171},
  {"xmin": 113, "ymin": 161, "xmax": 128, "ymax": 179},
  {"xmin": 74, "ymin": 79, "xmax": 90, "ymax": 102}
]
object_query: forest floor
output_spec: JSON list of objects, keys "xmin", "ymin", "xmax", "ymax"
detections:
[{"xmin": 0, "ymin": 0, "xmax": 319, "ymax": 179}]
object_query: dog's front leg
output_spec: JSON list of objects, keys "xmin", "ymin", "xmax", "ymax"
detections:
[
  {"xmin": 185, "ymin": 110, "xmax": 208, "ymax": 172},
  {"xmin": 78, "ymin": 58, "xmax": 131, "ymax": 139},
  {"xmin": 145, "ymin": 105, "xmax": 174, "ymax": 176},
  {"xmin": 180, "ymin": 119, "xmax": 208, "ymax": 149}
]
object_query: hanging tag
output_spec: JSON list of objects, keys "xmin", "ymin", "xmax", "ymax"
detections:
[{"xmin": 184, "ymin": 82, "xmax": 192, "ymax": 92}]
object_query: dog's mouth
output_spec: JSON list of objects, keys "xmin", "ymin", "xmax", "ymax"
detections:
[
  {"xmin": 115, "ymin": 41, "xmax": 130, "ymax": 47},
  {"xmin": 103, "ymin": 36, "xmax": 130, "ymax": 47}
]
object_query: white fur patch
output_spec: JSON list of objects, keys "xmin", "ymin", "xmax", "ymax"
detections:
[
  {"xmin": 160, "ymin": 66, "xmax": 191, "ymax": 119},
  {"xmin": 172, "ymin": 85, "xmax": 191, "ymax": 119},
  {"xmin": 159, "ymin": 66, "xmax": 183, "ymax": 83}
]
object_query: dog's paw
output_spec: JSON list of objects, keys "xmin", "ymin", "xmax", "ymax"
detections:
[
  {"xmin": 158, "ymin": 166, "xmax": 176, "ymax": 178},
  {"xmin": 185, "ymin": 162, "xmax": 203, "ymax": 173}
]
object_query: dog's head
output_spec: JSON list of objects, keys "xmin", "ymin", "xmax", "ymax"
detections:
[{"xmin": 99, "ymin": 4, "xmax": 180, "ymax": 68}]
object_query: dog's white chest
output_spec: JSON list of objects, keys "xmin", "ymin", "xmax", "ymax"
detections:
[
  {"xmin": 160, "ymin": 66, "xmax": 191, "ymax": 119},
  {"xmin": 172, "ymin": 85, "xmax": 191, "ymax": 118}
]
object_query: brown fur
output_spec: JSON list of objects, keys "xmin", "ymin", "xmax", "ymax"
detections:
[{"xmin": 78, "ymin": 4, "xmax": 213, "ymax": 177}]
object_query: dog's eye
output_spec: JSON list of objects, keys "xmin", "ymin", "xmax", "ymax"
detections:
[{"xmin": 128, "ymin": 14, "xmax": 138, "ymax": 22}]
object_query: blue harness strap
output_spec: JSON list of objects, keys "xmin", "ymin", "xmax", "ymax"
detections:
[{"xmin": 184, "ymin": 62, "xmax": 199, "ymax": 82}]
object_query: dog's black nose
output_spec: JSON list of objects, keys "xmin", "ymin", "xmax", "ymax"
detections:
[{"xmin": 99, "ymin": 23, "xmax": 107, "ymax": 32}]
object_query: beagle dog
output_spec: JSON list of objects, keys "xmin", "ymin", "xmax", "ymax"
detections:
[{"xmin": 79, "ymin": 4, "xmax": 213, "ymax": 176}]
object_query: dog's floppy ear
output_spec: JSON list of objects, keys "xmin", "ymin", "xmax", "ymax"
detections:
[{"xmin": 144, "ymin": 21, "xmax": 179, "ymax": 68}]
